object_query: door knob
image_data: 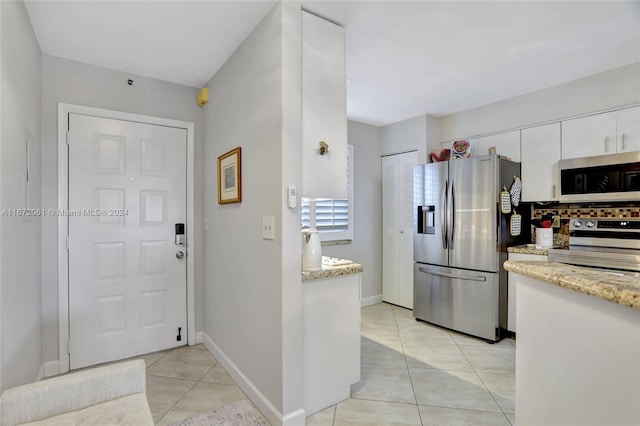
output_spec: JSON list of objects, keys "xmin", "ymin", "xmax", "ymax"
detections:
[{"xmin": 176, "ymin": 251, "xmax": 185, "ymax": 260}]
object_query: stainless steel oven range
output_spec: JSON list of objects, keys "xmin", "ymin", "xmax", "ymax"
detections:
[{"xmin": 548, "ymin": 218, "xmax": 640, "ymax": 277}]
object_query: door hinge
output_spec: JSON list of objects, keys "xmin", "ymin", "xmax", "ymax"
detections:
[
  {"xmin": 67, "ymin": 340, "xmax": 71, "ymax": 354},
  {"xmin": 66, "ymin": 131, "xmax": 70, "ymax": 145}
]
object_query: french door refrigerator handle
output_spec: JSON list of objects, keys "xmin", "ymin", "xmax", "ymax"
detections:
[
  {"xmin": 449, "ymin": 181, "xmax": 455, "ymax": 249},
  {"xmin": 418, "ymin": 267, "xmax": 487, "ymax": 282},
  {"xmin": 441, "ymin": 180, "xmax": 448, "ymax": 249}
]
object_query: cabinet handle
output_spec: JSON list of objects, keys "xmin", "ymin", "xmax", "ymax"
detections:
[
  {"xmin": 604, "ymin": 136, "xmax": 609, "ymax": 152},
  {"xmin": 621, "ymin": 133, "xmax": 626, "ymax": 151},
  {"xmin": 552, "ymin": 184, "xmax": 556, "ymax": 199}
]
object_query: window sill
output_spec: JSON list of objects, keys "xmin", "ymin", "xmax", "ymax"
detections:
[{"xmin": 321, "ymin": 239, "xmax": 352, "ymax": 247}]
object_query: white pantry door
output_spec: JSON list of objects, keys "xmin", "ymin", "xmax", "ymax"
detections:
[
  {"xmin": 382, "ymin": 151, "xmax": 418, "ymax": 309},
  {"xmin": 68, "ymin": 113, "xmax": 187, "ymax": 370}
]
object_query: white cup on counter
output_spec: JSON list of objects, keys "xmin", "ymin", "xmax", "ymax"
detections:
[{"xmin": 536, "ymin": 228, "xmax": 553, "ymax": 249}]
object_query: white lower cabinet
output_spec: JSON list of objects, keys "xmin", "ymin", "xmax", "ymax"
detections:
[
  {"xmin": 303, "ymin": 273, "xmax": 361, "ymax": 416},
  {"xmin": 507, "ymin": 252, "xmax": 546, "ymax": 332}
]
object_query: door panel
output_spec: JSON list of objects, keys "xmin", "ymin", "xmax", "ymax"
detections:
[
  {"xmin": 413, "ymin": 162, "xmax": 448, "ymax": 267},
  {"xmin": 382, "ymin": 151, "xmax": 418, "ymax": 308},
  {"xmin": 449, "ymin": 157, "xmax": 498, "ymax": 272},
  {"xmin": 68, "ymin": 113, "xmax": 187, "ymax": 369},
  {"xmin": 413, "ymin": 264, "xmax": 498, "ymax": 341}
]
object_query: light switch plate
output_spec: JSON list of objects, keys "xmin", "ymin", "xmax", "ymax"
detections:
[{"xmin": 262, "ymin": 216, "xmax": 275, "ymax": 240}]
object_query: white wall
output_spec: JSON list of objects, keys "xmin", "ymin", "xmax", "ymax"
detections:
[
  {"xmin": 0, "ymin": 0, "xmax": 42, "ymax": 391},
  {"xmin": 40, "ymin": 55, "xmax": 204, "ymax": 364},
  {"xmin": 323, "ymin": 121, "xmax": 383, "ymax": 301},
  {"xmin": 439, "ymin": 62, "xmax": 640, "ymax": 142},
  {"xmin": 381, "ymin": 114, "xmax": 428, "ymax": 163},
  {"xmin": 202, "ymin": 2, "xmax": 303, "ymax": 422}
]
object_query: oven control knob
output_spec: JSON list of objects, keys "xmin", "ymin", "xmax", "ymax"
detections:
[
  {"xmin": 573, "ymin": 220, "xmax": 583, "ymax": 228},
  {"xmin": 586, "ymin": 221, "xmax": 596, "ymax": 228}
]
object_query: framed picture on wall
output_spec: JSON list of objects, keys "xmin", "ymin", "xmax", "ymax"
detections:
[{"xmin": 217, "ymin": 147, "xmax": 242, "ymax": 204}]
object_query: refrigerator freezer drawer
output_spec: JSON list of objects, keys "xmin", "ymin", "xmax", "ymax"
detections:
[{"xmin": 413, "ymin": 263, "xmax": 499, "ymax": 341}]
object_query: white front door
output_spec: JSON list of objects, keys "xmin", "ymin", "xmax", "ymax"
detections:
[{"xmin": 68, "ymin": 113, "xmax": 187, "ymax": 370}]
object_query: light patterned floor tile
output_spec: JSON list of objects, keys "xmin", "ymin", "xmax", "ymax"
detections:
[
  {"xmin": 418, "ymin": 405, "xmax": 511, "ymax": 425},
  {"xmin": 405, "ymin": 344, "xmax": 474, "ymax": 371},
  {"xmin": 351, "ymin": 363, "xmax": 416, "ymax": 404},
  {"xmin": 459, "ymin": 345, "xmax": 515, "ymax": 374},
  {"xmin": 361, "ymin": 346, "xmax": 407, "ymax": 367},
  {"xmin": 409, "ymin": 367, "xmax": 501, "ymax": 412},
  {"xmin": 200, "ymin": 363, "xmax": 235, "ymax": 386},
  {"xmin": 306, "ymin": 405, "xmax": 336, "ymax": 426},
  {"xmin": 147, "ymin": 346, "xmax": 217, "ymax": 381},
  {"xmin": 334, "ymin": 398, "xmax": 422, "ymax": 425},
  {"xmin": 145, "ymin": 375, "xmax": 196, "ymax": 422},
  {"xmin": 155, "ymin": 382, "xmax": 247, "ymax": 426},
  {"xmin": 477, "ymin": 372, "xmax": 515, "ymax": 414}
]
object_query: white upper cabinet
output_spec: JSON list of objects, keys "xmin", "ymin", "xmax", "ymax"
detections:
[
  {"xmin": 301, "ymin": 11, "xmax": 347, "ymax": 199},
  {"xmin": 616, "ymin": 106, "xmax": 640, "ymax": 153},
  {"xmin": 521, "ymin": 123, "xmax": 561, "ymax": 202},
  {"xmin": 561, "ymin": 111, "xmax": 617, "ymax": 159},
  {"xmin": 473, "ymin": 130, "xmax": 521, "ymax": 162},
  {"xmin": 560, "ymin": 107, "xmax": 640, "ymax": 159}
]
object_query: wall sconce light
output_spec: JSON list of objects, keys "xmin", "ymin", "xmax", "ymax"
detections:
[
  {"xmin": 319, "ymin": 140, "xmax": 329, "ymax": 155},
  {"xmin": 197, "ymin": 87, "xmax": 209, "ymax": 107}
]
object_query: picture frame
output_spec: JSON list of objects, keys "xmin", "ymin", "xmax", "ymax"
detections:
[{"xmin": 217, "ymin": 147, "xmax": 242, "ymax": 204}]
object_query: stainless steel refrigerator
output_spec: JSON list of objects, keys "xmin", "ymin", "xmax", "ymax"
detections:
[{"xmin": 413, "ymin": 155, "xmax": 527, "ymax": 342}]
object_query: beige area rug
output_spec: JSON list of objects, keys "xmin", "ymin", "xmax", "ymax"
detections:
[{"xmin": 171, "ymin": 400, "xmax": 268, "ymax": 426}]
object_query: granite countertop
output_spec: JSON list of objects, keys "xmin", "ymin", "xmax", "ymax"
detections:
[
  {"xmin": 508, "ymin": 245, "xmax": 552, "ymax": 255},
  {"xmin": 302, "ymin": 259, "xmax": 363, "ymax": 281},
  {"xmin": 508, "ymin": 244, "xmax": 569, "ymax": 256},
  {"xmin": 504, "ymin": 260, "xmax": 640, "ymax": 310}
]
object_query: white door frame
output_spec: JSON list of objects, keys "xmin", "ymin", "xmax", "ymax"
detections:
[{"xmin": 57, "ymin": 103, "xmax": 196, "ymax": 373}]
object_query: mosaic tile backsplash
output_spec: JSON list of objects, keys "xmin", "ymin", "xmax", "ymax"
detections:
[{"xmin": 530, "ymin": 205, "xmax": 640, "ymax": 247}]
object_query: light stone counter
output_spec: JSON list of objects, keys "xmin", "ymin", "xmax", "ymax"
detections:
[
  {"xmin": 302, "ymin": 261, "xmax": 363, "ymax": 281},
  {"xmin": 507, "ymin": 244, "xmax": 552, "ymax": 256},
  {"xmin": 507, "ymin": 244, "xmax": 570, "ymax": 256},
  {"xmin": 504, "ymin": 260, "xmax": 640, "ymax": 309}
]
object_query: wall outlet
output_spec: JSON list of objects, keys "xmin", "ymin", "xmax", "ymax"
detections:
[{"xmin": 262, "ymin": 216, "xmax": 275, "ymax": 240}]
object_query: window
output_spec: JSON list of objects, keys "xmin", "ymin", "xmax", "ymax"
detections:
[{"xmin": 301, "ymin": 145, "xmax": 354, "ymax": 241}]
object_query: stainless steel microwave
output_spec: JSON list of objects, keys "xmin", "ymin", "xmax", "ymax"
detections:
[{"xmin": 559, "ymin": 152, "xmax": 640, "ymax": 202}]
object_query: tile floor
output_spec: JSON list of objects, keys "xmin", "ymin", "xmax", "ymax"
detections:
[
  {"xmin": 138, "ymin": 344, "xmax": 263, "ymax": 425},
  {"xmin": 140, "ymin": 302, "xmax": 515, "ymax": 425}
]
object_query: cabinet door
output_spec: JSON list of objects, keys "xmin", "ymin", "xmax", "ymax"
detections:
[
  {"xmin": 521, "ymin": 123, "xmax": 561, "ymax": 201},
  {"xmin": 474, "ymin": 130, "xmax": 521, "ymax": 161},
  {"xmin": 507, "ymin": 252, "xmax": 547, "ymax": 332},
  {"xmin": 561, "ymin": 111, "xmax": 617, "ymax": 159},
  {"xmin": 303, "ymin": 274, "xmax": 360, "ymax": 415},
  {"xmin": 301, "ymin": 11, "xmax": 347, "ymax": 199},
  {"xmin": 616, "ymin": 106, "xmax": 640, "ymax": 153},
  {"xmin": 382, "ymin": 151, "xmax": 418, "ymax": 309}
]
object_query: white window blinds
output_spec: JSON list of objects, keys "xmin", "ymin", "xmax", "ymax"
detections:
[{"xmin": 301, "ymin": 145, "xmax": 354, "ymax": 241}]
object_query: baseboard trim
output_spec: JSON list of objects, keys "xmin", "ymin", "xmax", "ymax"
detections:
[
  {"xmin": 37, "ymin": 360, "xmax": 60, "ymax": 381},
  {"xmin": 194, "ymin": 331, "xmax": 203, "ymax": 344},
  {"xmin": 202, "ymin": 333, "xmax": 305, "ymax": 426},
  {"xmin": 361, "ymin": 294, "xmax": 383, "ymax": 307},
  {"xmin": 282, "ymin": 408, "xmax": 306, "ymax": 425}
]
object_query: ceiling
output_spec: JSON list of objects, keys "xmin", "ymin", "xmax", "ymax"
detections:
[{"xmin": 24, "ymin": 1, "xmax": 640, "ymax": 127}]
